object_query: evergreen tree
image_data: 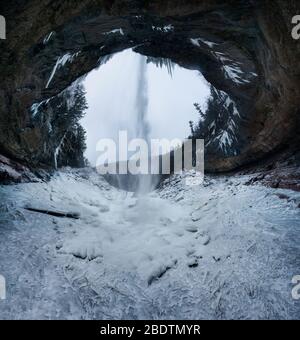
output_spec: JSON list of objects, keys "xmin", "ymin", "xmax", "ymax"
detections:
[{"xmin": 54, "ymin": 83, "xmax": 88, "ymax": 168}]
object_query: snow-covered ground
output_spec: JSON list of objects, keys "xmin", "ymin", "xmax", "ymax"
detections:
[{"xmin": 0, "ymin": 168, "xmax": 299, "ymax": 319}]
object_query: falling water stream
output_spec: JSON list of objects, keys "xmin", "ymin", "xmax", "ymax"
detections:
[
  {"xmin": 80, "ymin": 49, "xmax": 211, "ymax": 192},
  {"xmin": 135, "ymin": 56, "xmax": 150, "ymax": 142},
  {"xmin": 134, "ymin": 56, "xmax": 157, "ymax": 194}
]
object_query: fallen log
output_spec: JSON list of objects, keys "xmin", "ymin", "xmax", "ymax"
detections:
[{"xmin": 24, "ymin": 206, "xmax": 80, "ymax": 219}]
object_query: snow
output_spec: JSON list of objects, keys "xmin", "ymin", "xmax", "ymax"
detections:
[
  {"xmin": 43, "ymin": 31, "xmax": 54, "ymax": 44},
  {"xmin": 224, "ymin": 96, "xmax": 240, "ymax": 117},
  {"xmin": 215, "ymin": 52, "xmax": 238, "ymax": 64},
  {"xmin": 30, "ymin": 102, "xmax": 44, "ymax": 118},
  {"xmin": 190, "ymin": 38, "xmax": 201, "ymax": 47},
  {"xmin": 103, "ymin": 29, "xmax": 124, "ymax": 36},
  {"xmin": 46, "ymin": 52, "xmax": 80, "ymax": 88},
  {"xmin": 205, "ymin": 89, "xmax": 241, "ymax": 154},
  {"xmin": 216, "ymin": 131, "xmax": 234, "ymax": 152},
  {"xmin": 63, "ymin": 79, "xmax": 81, "ymax": 110},
  {"xmin": 152, "ymin": 25, "xmax": 174, "ymax": 33},
  {"xmin": 30, "ymin": 98, "xmax": 52, "ymax": 118},
  {"xmin": 0, "ymin": 168, "xmax": 299, "ymax": 319},
  {"xmin": 212, "ymin": 53, "xmax": 257, "ymax": 85},
  {"xmin": 190, "ymin": 38, "xmax": 218, "ymax": 48},
  {"xmin": 223, "ymin": 64, "xmax": 251, "ymax": 84},
  {"xmin": 54, "ymin": 134, "xmax": 67, "ymax": 169},
  {"xmin": 189, "ymin": 38, "xmax": 257, "ymax": 85},
  {"xmin": 31, "ymin": 74, "xmax": 82, "ymax": 119}
]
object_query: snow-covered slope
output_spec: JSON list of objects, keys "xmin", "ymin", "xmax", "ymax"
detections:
[{"xmin": 0, "ymin": 168, "xmax": 299, "ymax": 319}]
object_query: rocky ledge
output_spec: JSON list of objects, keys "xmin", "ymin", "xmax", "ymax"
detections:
[{"xmin": 0, "ymin": 154, "xmax": 51, "ymax": 184}]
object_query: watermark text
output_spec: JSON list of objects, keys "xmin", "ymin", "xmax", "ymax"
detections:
[
  {"xmin": 0, "ymin": 275, "xmax": 6, "ymax": 300},
  {"xmin": 0, "ymin": 15, "xmax": 6, "ymax": 40},
  {"xmin": 292, "ymin": 275, "xmax": 300, "ymax": 300},
  {"xmin": 292, "ymin": 15, "xmax": 300, "ymax": 40},
  {"xmin": 96, "ymin": 131, "xmax": 204, "ymax": 186}
]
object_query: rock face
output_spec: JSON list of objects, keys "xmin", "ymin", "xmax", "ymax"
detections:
[
  {"xmin": 0, "ymin": 154, "xmax": 41, "ymax": 184},
  {"xmin": 0, "ymin": 0, "xmax": 299, "ymax": 173}
]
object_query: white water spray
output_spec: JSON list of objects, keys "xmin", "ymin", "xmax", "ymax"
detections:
[{"xmin": 134, "ymin": 56, "xmax": 158, "ymax": 194}]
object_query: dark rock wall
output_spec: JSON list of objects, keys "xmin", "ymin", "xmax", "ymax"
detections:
[{"xmin": 0, "ymin": 0, "xmax": 299, "ymax": 172}]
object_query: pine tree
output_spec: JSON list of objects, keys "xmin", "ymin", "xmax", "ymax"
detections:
[
  {"xmin": 189, "ymin": 120, "xmax": 194, "ymax": 137},
  {"xmin": 54, "ymin": 83, "xmax": 88, "ymax": 168}
]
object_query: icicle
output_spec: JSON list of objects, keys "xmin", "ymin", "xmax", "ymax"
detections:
[
  {"xmin": 46, "ymin": 52, "xmax": 80, "ymax": 88},
  {"xmin": 54, "ymin": 134, "xmax": 67, "ymax": 169},
  {"xmin": 43, "ymin": 31, "xmax": 54, "ymax": 44}
]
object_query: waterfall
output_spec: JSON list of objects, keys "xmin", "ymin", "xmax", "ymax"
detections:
[
  {"xmin": 135, "ymin": 56, "xmax": 150, "ymax": 141},
  {"xmin": 134, "ymin": 56, "xmax": 156, "ymax": 194}
]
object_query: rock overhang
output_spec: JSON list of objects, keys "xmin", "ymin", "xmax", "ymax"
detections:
[{"xmin": 0, "ymin": 0, "xmax": 299, "ymax": 173}]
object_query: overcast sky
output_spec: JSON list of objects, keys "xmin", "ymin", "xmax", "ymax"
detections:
[{"xmin": 80, "ymin": 49, "xmax": 210, "ymax": 166}]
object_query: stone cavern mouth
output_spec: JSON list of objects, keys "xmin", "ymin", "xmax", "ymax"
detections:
[
  {"xmin": 27, "ymin": 34, "xmax": 254, "ymax": 172},
  {"xmin": 1, "ymin": 1, "xmax": 299, "ymax": 179}
]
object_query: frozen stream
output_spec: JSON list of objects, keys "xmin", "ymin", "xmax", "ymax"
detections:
[{"xmin": 0, "ymin": 168, "xmax": 299, "ymax": 319}]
